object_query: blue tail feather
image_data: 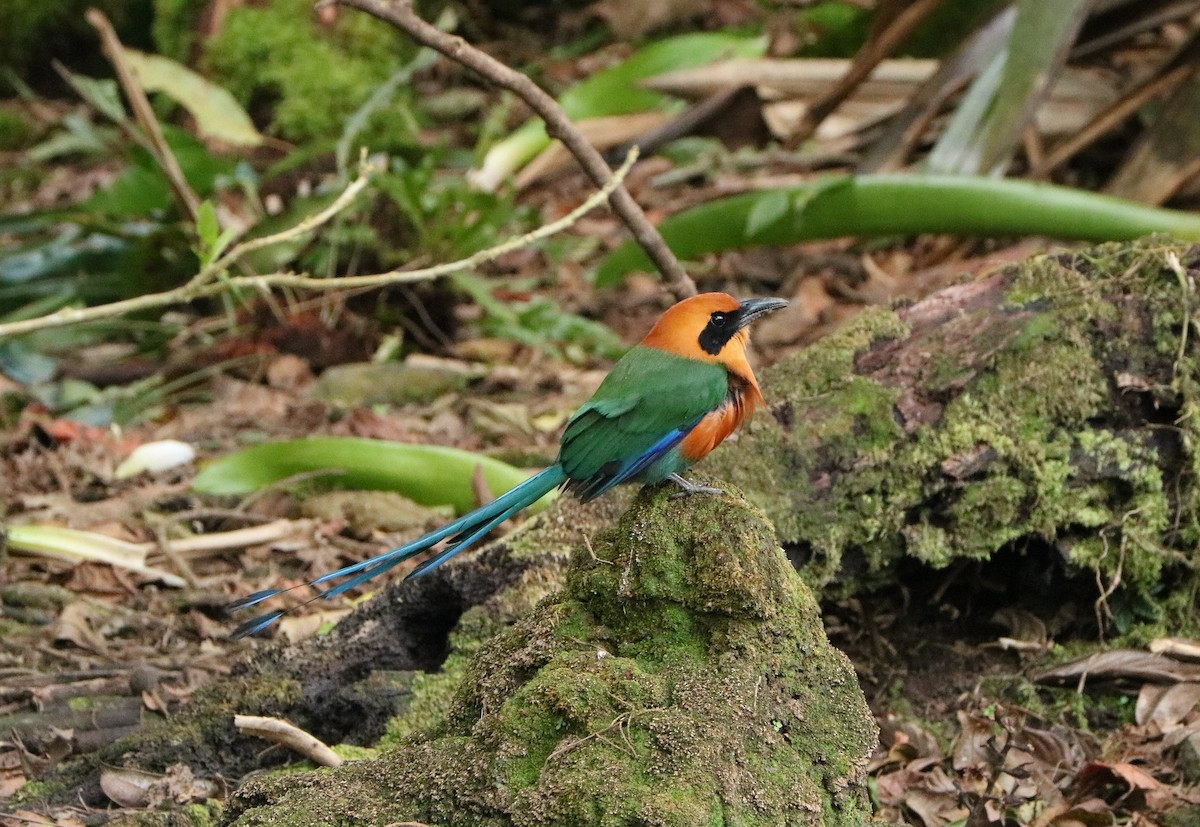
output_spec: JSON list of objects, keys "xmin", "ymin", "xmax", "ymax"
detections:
[
  {"xmin": 406, "ymin": 498, "xmax": 529, "ymax": 580},
  {"xmin": 231, "ymin": 610, "xmax": 285, "ymax": 639},
  {"xmin": 229, "ymin": 465, "xmax": 565, "ymax": 637},
  {"xmin": 228, "ymin": 588, "xmax": 288, "ymax": 612}
]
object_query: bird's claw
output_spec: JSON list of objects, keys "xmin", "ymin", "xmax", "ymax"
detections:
[{"xmin": 667, "ymin": 474, "xmax": 726, "ymax": 498}]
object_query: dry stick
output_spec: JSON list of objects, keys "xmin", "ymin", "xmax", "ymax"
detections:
[
  {"xmin": 331, "ymin": 0, "xmax": 696, "ymax": 300},
  {"xmin": 785, "ymin": 0, "xmax": 944, "ymax": 150},
  {"xmin": 233, "ymin": 715, "xmax": 344, "ymax": 767},
  {"xmin": 85, "ymin": 8, "xmax": 203, "ymax": 224},
  {"xmin": 0, "ymin": 149, "xmax": 638, "ymax": 339},
  {"xmin": 1035, "ymin": 64, "xmax": 1194, "ymax": 177}
]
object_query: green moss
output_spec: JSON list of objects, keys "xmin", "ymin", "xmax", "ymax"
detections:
[
  {"xmin": 184, "ymin": 801, "xmax": 223, "ymax": 827},
  {"xmin": 151, "ymin": 0, "xmax": 204, "ymax": 62},
  {"xmin": 67, "ymin": 695, "xmax": 99, "ymax": 712},
  {"xmin": 224, "ymin": 487, "xmax": 877, "ymax": 826},
  {"xmin": 330, "ymin": 744, "xmax": 378, "ymax": 761},
  {"xmin": 202, "ymin": 0, "xmax": 412, "ymax": 142},
  {"xmin": 106, "ymin": 802, "xmax": 223, "ymax": 827},
  {"xmin": 11, "ymin": 779, "xmax": 57, "ymax": 804},
  {"xmin": 710, "ymin": 240, "xmax": 1200, "ymax": 615}
]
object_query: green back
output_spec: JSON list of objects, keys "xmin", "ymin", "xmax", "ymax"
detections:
[{"xmin": 559, "ymin": 346, "xmax": 728, "ymax": 488}]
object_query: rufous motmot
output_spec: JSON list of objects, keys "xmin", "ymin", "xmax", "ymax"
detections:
[{"xmin": 231, "ymin": 292, "xmax": 786, "ymax": 636}]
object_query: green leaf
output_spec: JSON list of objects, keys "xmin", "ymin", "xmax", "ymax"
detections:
[
  {"xmin": 196, "ymin": 200, "xmax": 219, "ymax": 253},
  {"xmin": 559, "ymin": 32, "xmax": 767, "ymax": 120},
  {"xmin": 595, "ymin": 174, "xmax": 1200, "ymax": 286},
  {"xmin": 744, "ymin": 190, "xmax": 790, "ymax": 240},
  {"xmin": 192, "ymin": 437, "xmax": 556, "ymax": 515},
  {"xmin": 60, "ymin": 70, "xmax": 128, "ymax": 124},
  {"xmin": 0, "ymin": 340, "xmax": 57, "ymax": 383},
  {"xmin": 124, "ymin": 50, "xmax": 263, "ymax": 147},
  {"xmin": 927, "ymin": 0, "xmax": 1091, "ymax": 175}
]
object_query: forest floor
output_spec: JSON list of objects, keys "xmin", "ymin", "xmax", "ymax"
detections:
[{"xmin": 2, "ymin": 225, "xmax": 1199, "ymax": 826}]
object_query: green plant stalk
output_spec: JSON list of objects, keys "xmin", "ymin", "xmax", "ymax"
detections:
[
  {"xmin": 191, "ymin": 437, "xmax": 557, "ymax": 515},
  {"xmin": 596, "ymin": 174, "xmax": 1200, "ymax": 285},
  {"xmin": 6, "ymin": 524, "xmax": 186, "ymax": 586}
]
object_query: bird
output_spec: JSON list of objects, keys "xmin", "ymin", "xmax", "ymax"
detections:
[{"xmin": 230, "ymin": 292, "xmax": 787, "ymax": 637}]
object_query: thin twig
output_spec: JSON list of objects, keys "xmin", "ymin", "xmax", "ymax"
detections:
[
  {"xmin": 0, "ymin": 149, "xmax": 638, "ymax": 339},
  {"xmin": 85, "ymin": 8, "xmax": 203, "ymax": 223},
  {"xmin": 1035, "ymin": 64, "xmax": 1194, "ymax": 176},
  {"xmin": 330, "ymin": 0, "xmax": 696, "ymax": 300},
  {"xmin": 787, "ymin": 0, "xmax": 944, "ymax": 149}
]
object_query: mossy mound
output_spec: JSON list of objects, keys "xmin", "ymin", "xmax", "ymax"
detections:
[
  {"xmin": 712, "ymin": 239, "xmax": 1200, "ymax": 620},
  {"xmin": 224, "ymin": 484, "xmax": 877, "ymax": 827}
]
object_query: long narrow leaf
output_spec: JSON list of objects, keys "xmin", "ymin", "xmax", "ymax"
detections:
[
  {"xmin": 191, "ymin": 437, "xmax": 556, "ymax": 515},
  {"xmin": 596, "ymin": 174, "xmax": 1200, "ymax": 285},
  {"xmin": 927, "ymin": 0, "xmax": 1091, "ymax": 175}
]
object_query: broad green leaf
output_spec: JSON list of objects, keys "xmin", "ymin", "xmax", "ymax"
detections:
[
  {"xmin": 125, "ymin": 50, "xmax": 263, "ymax": 147},
  {"xmin": 0, "ymin": 340, "xmax": 57, "ymax": 383},
  {"xmin": 559, "ymin": 32, "xmax": 767, "ymax": 120},
  {"xmin": 192, "ymin": 437, "xmax": 556, "ymax": 515},
  {"xmin": 26, "ymin": 112, "xmax": 115, "ymax": 161},
  {"xmin": 596, "ymin": 175, "xmax": 1200, "ymax": 285},
  {"xmin": 60, "ymin": 70, "xmax": 127, "ymax": 124}
]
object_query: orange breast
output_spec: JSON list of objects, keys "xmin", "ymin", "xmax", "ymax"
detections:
[{"xmin": 678, "ymin": 378, "xmax": 764, "ymax": 463}]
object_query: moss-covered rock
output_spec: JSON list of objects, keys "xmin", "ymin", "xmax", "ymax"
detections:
[
  {"xmin": 711, "ymin": 239, "xmax": 1200, "ymax": 623},
  {"xmin": 224, "ymin": 484, "xmax": 877, "ymax": 826}
]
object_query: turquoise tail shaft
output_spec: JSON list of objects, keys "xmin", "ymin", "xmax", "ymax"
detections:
[{"xmin": 231, "ymin": 464, "xmax": 566, "ymax": 637}]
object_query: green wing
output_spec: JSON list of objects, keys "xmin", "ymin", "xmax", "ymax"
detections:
[{"xmin": 559, "ymin": 346, "xmax": 727, "ymax": 498}]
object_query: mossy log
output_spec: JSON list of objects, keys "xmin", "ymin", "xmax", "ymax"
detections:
[{"xmin": 711, "ymin": 238, "xmax": 1200, "ymax": 620}]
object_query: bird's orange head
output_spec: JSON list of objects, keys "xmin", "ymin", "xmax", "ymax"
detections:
[
  {"xmin": 641, "ymin": 293, "xmax": 788, "ymax": 463},
  {"xmin": 640, "ymin": 293, "xmax": 787, "ymax": 371}
]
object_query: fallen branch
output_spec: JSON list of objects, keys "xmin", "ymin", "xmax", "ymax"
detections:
[{"xmin": 330, "ymin": 0, "xmax": 697, "ymax": 300}]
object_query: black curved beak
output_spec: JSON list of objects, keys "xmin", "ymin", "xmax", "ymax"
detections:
[{"xmin": 734, "ymin": 297, "xmax": 789, "ymax": 331}]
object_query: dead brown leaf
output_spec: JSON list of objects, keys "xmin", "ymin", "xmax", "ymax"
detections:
[
  {"xmin": 1035, "ymin": 650, "xmax": 1200, "ymax": 686},
  {"xmin": 1136, "ymin": 682, "xmax": 1200, "ymax": 730},
  {"xmin": 49, "ymin": 601, "xmax": 110, "ymax": 655}
]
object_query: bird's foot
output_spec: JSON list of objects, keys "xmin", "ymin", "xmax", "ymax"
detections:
[{"xmin": 668, "ymin": 473, "xmax": 726, "ymax": 498}]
